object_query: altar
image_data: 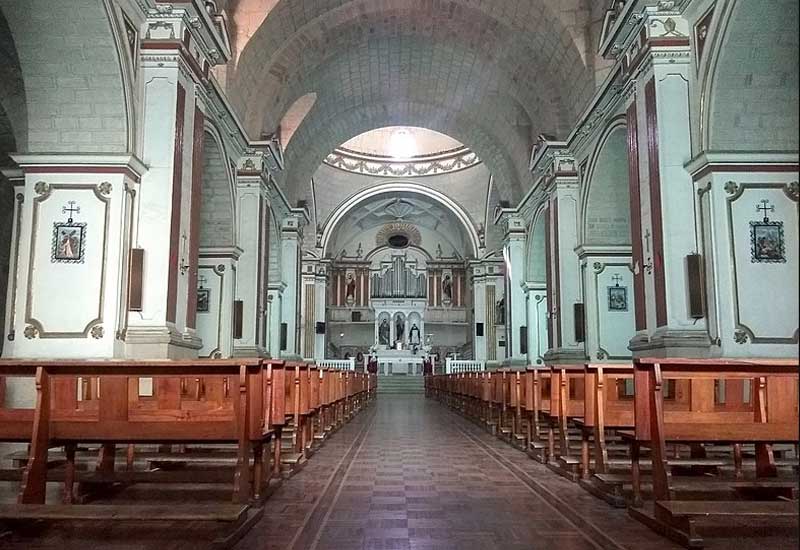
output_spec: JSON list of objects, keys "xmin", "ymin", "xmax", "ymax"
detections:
[{"xmin": 374, "ymin": 350, "xmax": 425, "ymax": 376}]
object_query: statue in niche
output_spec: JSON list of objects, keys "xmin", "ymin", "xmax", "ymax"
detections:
[
  {"xmin": 441, "ymin": 274, "xmax": 453, "ymax": 304},
  {"xmin": 345, "ymin": 273, "xmax": 357, "ymax": 306},
  {"xmin": 409, "ymin": 323, "xmax": 421, "ymax": 346},
  {"xmin": 395, "ymin": 316, "xmax": 405, "ymax": 343},
  {"xmin": 378, "ymin": 319, "xmax": 390, "ymax": 346},
  {"xmin": 495, "ymin": 297, "xmax": 505, "ymax": 324}
]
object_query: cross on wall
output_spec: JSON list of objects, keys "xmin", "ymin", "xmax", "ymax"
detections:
[
  {"xmin": 611, "ymin": 274, "xmax": 623, "ymax": 287},
  {"xmin": 62, "ymin": 201, "xmax": 80, "ymax": 223},
  {"xmin": 756, "ymin": 199, "xmax": 774, "ymax": 222}
]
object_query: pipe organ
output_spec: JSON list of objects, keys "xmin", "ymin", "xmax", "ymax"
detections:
[{"xmin": 371, "ymin": 255, "xmax": 426, "ymax": 298}]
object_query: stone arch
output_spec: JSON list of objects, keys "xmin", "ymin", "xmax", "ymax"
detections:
[
  {"xmin": 580, "ymin": 120, "xmax": 630, "ymax": 247},
  {"xmin": 320, "ymin": 182, "xmax": 481, "ymax": 259},
  {"xmin": 704, "ymin": 0, "xmax": 798, "ymax": 151},
  {"xmin": 279, "ymin": 92, "xmax": 316, "ymax": 149},
  {"xmin": 0, "ymin": 0, "xmax": 130, "ymax": 154},
  {"xmin": 200, "ymin": 127, "xmax": 237, "ymax": 248}
]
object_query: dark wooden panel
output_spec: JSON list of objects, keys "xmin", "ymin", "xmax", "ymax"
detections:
[{"xmin": 128, "ymin": 248, "xmax": 145, "ymax": 312}]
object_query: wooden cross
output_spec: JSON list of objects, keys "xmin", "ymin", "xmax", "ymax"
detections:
[
  {"xmin": 611, "ymin": 274, "xmax": 623, "ymax": 287},
  {"xmin": 62, "ymin": 201, "xmax": 80, "ymax": 223},
  {"xmin": 198, "ymin": 275, "xmax": 207, "ymax": 289},
  {"xmin": 756, "ymin": 199, "xmax": 774, "ymax": 222},
  {"xmin": 644, "ymin": 229, "xmax": 651, "ymax": 254}
]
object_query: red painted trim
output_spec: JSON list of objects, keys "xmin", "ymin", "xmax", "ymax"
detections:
[
  {"xmin": 255, "ymin": 199, "xmax": 265, "ymax": 345},
  {"xmin": 544, "ymin": 205, "xmax": 553, "ymax": 349},
  {"xmin": 645, "ymin": 78, "xmax": 668, "ymax": 327},
  {"xmin": 166, "ymin": 83, "xmax": 186, "ymax": 324},
  {"xmin": 23, "ymin": 165, "xmax": 140, "ymax": 183},
  {"xmin": 553, "ymin": 199, "xmax": 562, "ymax": 347},
  {"xmin": 186, "ymin": 106, "xmax": 205, "ymax": 329},
  {"xmin": 627, "ymin": 102, "xmax": 647, "ymax": 332},
  {"xmin": 692, "ymin": 163, "xmax": 800, "ymax": 181}
]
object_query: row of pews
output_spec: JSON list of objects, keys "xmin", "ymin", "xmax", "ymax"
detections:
[
  {"xmin": 427, "ymin": 358, "xmax": 799, "ymax": 548},
  {"xmin": 0, "ymin": 359, "xmax": 376, "ymax": 545}
]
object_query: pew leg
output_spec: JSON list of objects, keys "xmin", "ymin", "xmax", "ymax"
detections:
[
  {"xmin": 733, "ymin": 443, "xmax": 743, "ymax": 479},
  {"xmin": 63, "ymin": 443, "xmax": 76, "ymax": 504},
  {"xmin": 581, "ymin": 433, "xmax": 590, "ymax": 480},
  {"xmin": 755, "ymin": 443, "xmax": 777, "ymax": 477},
  {"xmin": 96, "ymin": 443, "xmax": 116, "ymax": 474},
  {"xmin": 631, "ymin": 441, "xmax": 642, "ymax": 507},
  {"xmin": 253, "ymin": 442, "xmax": 264, "ymax": 501},
  {"xmin": 126, "ymin": 444, "xmax": 135, "ymax": 471},
  {"xmin": 547, "ymin": 424, "xmax": 555, "ymax": 464},
  {"xmin": 232, "ymin": 440, "xmax": 252, "ymax": 505},
  {"xmin": 273, "ymin": 428, "xmax": 283, "ymax": 477}
]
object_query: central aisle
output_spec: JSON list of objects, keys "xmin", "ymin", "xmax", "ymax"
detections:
[{"xmin": 237, "ymin": 395, "xmax": 678, "ymax": 550}]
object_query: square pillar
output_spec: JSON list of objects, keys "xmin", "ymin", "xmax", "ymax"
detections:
[
  {"xmin": 524, "ymin": 283, "xmax": 548, "ymax": 366},
  {"xmin": 280, "ymin": 214, "xmax": 303, "ymax": 359},
  {"xmin": 498, "ymin": 214, "xmax": 527, "ymax": 367},
  {"xmin": 233, "ymin": 154, "xmax": 270, "ymax": 357},
  {"xmin": 5, "ymin": 155, "xmax": 144, "ymax": 359},
  {"xmin": 543, "ymin": 163, "xmax": 586, "ymax": 364},
  {"xmin": 196, "ymin": 247, "xmax": 241, "ymax": 358}
]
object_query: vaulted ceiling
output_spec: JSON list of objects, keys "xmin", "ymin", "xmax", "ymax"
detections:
[{"xmin": 225, "ymin": 0, "xmax": 600, "ymax": 203}]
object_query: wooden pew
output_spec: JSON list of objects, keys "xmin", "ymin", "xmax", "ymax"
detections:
[
  {"xmin": 624, "ymin": 357, "xmax": 799, "ymax": 548},
  {"xmin": 544, "ymin": 364, "xmax": 586, "ymax": 480},
  {"xmin": 0, "ymin": 358, "xmax": 282, "ymax": 511},
  {"xmin": 524, "ymin": 367, "xmax": 552, "ymax": 463}
]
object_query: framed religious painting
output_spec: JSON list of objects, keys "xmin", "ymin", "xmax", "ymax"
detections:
[
  {"xmin": 750, "ymin": 220, "xmax": 785, "ymax": 263},
  {"xmin": 608, "ymin": 286, "xmax": 628, "ymax": 312},
  {"xmin": 52, "ymin": 222, "xmax": 86, "ymax": 263},
  {"xmin": 197, "ymin": 288, "xmax": 211, "ymax": 313}
]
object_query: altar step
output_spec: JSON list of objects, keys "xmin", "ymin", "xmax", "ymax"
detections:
[{"xmin": 377, "ymin": 375, "xmax": 425, "ymax": 395}]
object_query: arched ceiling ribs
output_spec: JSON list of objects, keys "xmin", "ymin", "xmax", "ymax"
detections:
[{"xmin": 281, "ymin": 98, "xmax": 527, "ymax": 204}]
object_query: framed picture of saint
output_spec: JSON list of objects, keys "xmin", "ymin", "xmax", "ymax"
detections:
[
  {"xmin": 197, "ymin": 288, "xmax": 211, "ymax": 313},
  {"xmin": 608, "ymin": 286, "xmax": 628, "ymax": 312},
  {"xmin": 52, "ymin": 222, "xmax": 86, "ymax": 263},
  {"xmin": 750, "ymin": 220, "xmax": 785, "ymax": 263}
]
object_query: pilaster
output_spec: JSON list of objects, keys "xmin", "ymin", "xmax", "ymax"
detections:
[
  {"xmin": 233, "ymin": 153, "xmax": 270, "ymax": 358},
  {"xmin": 543, "ymin": 154, "xmax": 586, "ymax": 364},
  {"xmin": 524, "ymin": 282, "xmax": 548, "ymax": 366},
  {"xmin": 622, "ymin": 10, "xmax": 711, "ymax": 356},
  {"xmin": 196, "ymin": 247, "xmax": 241, "ymax": 358},
  {"xmin": 280, "ymin": 214, "xmax": 304, "ymax": 359},
  {"xmin": 497, "ymin": 213, "xmax": 527, "ymax": 367}
]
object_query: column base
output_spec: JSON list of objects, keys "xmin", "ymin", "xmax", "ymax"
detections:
[
  {"xmin": 629, "ymin": 328, "xmax": 713, "ymax": 358},
  {"xmin": 501, "ymin": 357, "xmax": 529, "ymax": 369},
  {"xmin": 485, "ymin": 360, "xmax": 503, "ymax": 371},
  {"xmin": 279, "ymin": 352, "xmax": 304, "ymax": 361},
  {"xmin": 123, "ymin": 325, "xmax": 202, "ymax": 359},
  {"xmin": 232, "ymin": 346, "xmax": 269, "ymax": 358},
  {"xmin": 543, "ymin": 347, "xmax": 587, "ymax": 364}
]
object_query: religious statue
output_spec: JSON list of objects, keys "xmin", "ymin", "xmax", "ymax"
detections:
[
  {"xmin": 378, "ymin": 319, "xmax": 390, "ymax": 346},
  {"xmin": 496, "ymin": 297, "xmax": 505, "ymax": 323},
  {"xmin": 441, "ymin": 274, "xmax": 453, "ymax": 303},
  {"xmin": 409, "ymin": 323, "xmax": 421, "ymax": 345},
  {"xmin": 395, "ymin": 316, "xmax": 405, "ymax": 343},
  {"xmin": 345, "ymin": 273, "xmax": 357, "ymax": 305}
]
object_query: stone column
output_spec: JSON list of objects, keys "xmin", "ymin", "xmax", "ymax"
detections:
[
  {"xmin": 233, "ymin": 154, "xmax": 270, "ymax": 357},
  {"xmin": 524, "ymin": 282, "xmax": 548, "ymax": 367},
  {"xmin": 266, "ymin": 283, "xmax": 285, "ymax": 357},
  {"xmin": 622, "ymin": 11, "xmax": 711, "ymax": 356},
  {"xmin": 499, "ymin": 214, "xmax": 527, "ymax": 367},
  {"xmin": 470, "ymin": 262, "xmax": 488, "ymax": 362},
  {"xmin": 313, "ymin": 265, "xmax": 328, "ymax": 361},
  {"xmin": 280, "ymin": 214, "xmax": 303, "ymax": 359},
  {"xmin": 543, "ymin": 156, "xmax": 586, "ymax": 364}
]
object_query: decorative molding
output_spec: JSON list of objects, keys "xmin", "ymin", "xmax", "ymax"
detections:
[{"xmin": 324, "ymin": 147, "xmax": 481, "ymax": 178}]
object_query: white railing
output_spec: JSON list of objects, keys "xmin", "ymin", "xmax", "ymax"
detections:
[
  {"xmin": 318, "ymin": 358, "xmax": 356, "ymax": 371},
  {"xmin": 445, "ymin": 359, "xmax": 485, "ymax": 374}
]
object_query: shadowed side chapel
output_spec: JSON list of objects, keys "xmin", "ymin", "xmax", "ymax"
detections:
[{"xmin": 0, "ymin": 1, "xmax": 797, "ymax": 549}]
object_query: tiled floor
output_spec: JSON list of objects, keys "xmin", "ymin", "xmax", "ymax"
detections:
[
  {"xmin": 2, "ymin": 396, "xmax": 797, "ymax": 550},
  {"xmin": 237, "ymin": 396, "xmax": 678, "ymax": 550}
]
